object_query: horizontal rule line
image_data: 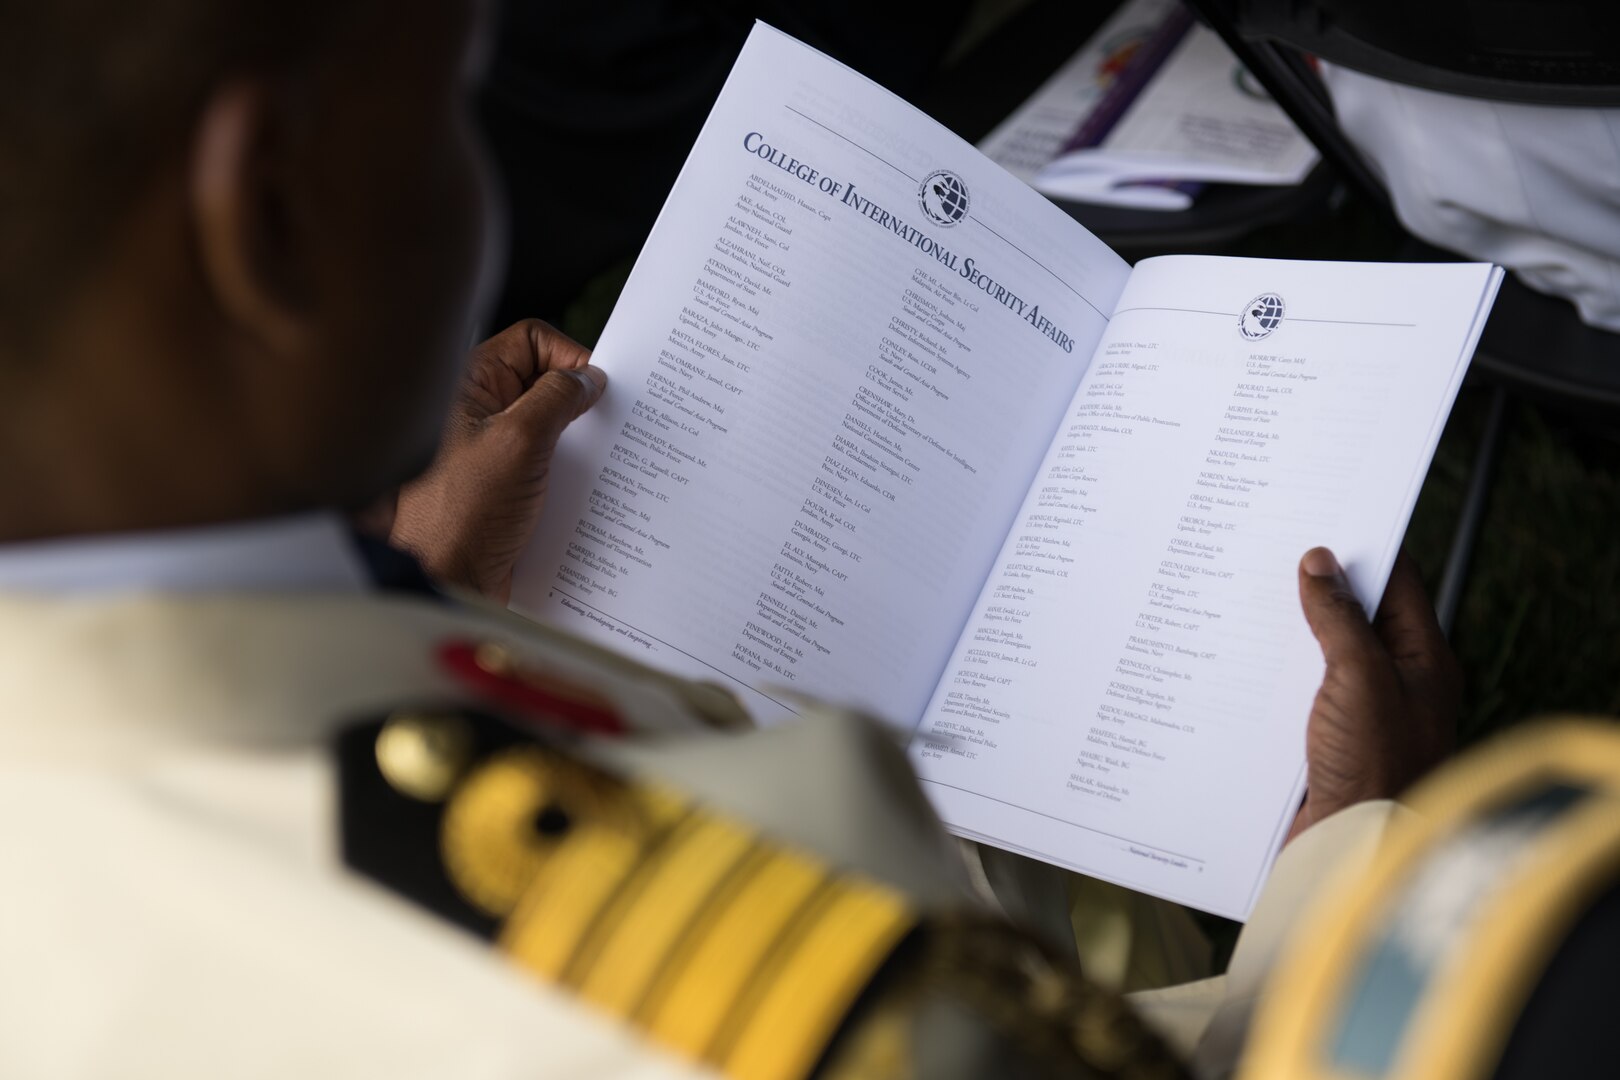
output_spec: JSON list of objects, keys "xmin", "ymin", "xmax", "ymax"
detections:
[
  {"xmin": 1112, "ymin": 305, "xmax": 1416, "ymax": 327},
  {"xmin": 784, "ymin": 105, "xmax": 916, "ymax": 183},
  {"xmin": 1113, "ymin": 306, "xmax": 1234, "ymax": 319},
  {"xmin": 918, "ymin": 777, "xmax": 1207, "ymax": 864}
]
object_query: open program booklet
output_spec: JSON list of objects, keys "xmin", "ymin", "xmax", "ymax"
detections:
[{"xmin": 510, "ymin": 24, "xmax": 1502, "ymax": 918}]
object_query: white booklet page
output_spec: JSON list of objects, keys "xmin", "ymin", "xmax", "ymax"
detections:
[
  {"xmin": 912, "ymin": 255, "xmax": 1498, "ymax": 916},
  {"xmin": 512, "ymin": 24, "xmax": 1130, "ymax": 729},
  {"xmin": 511, "ymin": 24, "xmax": 1502, "ymax": 917}
]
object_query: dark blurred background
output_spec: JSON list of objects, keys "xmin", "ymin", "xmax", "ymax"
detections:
[
  {"xmin": 480, "ymin": 0, "xmax": 973, "ymax": 329},
  {"xmin": 479, "ymin": 0, "xmax": 1620, "ymax": 750}
]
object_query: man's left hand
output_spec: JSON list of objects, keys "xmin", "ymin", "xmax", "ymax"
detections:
[
  {"xmin": 1286, "ymin": 547, "xmax": 1459, "ymax": 843},
  {"xmin": 389, "ymin": 319, "xmax": 605, "ymax": 602}
]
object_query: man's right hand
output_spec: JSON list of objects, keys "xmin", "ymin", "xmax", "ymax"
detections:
[
  {"xmin": 389, "ymin": 320, "xmax": 605, "ymax": 604},
  {"xmin": 1287, "ymin": 547, "xmax": 1460, "ymax": 842}
]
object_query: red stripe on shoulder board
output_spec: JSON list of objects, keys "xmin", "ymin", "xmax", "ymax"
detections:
[{"xmin": 437, "ymin": 640, "xmax": 627, "ymax": 736}]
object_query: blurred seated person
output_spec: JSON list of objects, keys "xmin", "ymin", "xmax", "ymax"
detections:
[{"xmin": 1323, "ymin": 63, "xmax": 1620, "ymax": 334}]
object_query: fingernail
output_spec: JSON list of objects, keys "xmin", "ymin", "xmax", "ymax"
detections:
[
  {"xmin": 1303, "ymin": 547, "xmax": 1345, "ymax": 582},
  {"xmin": 566, "ymin": 366, "xmax": 606, "ymax": 396}
]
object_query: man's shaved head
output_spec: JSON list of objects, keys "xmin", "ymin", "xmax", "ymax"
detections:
[{"xmin": 0, "ymin": 0, "xmax": 370, "ymax": 342}]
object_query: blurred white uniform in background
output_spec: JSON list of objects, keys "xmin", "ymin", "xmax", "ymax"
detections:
[{"xmin": 1323, "ymin": 62, "xmax": 1620, "ymax": 335}]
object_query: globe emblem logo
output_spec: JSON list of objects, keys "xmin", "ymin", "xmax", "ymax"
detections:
[
  {"xmin": 1239, "ymin": 293, "xmax": 1285, "ymax": 340},
  {"xmin": 918, "ymin": 169, "xmax": 970, "ymax": 227}
]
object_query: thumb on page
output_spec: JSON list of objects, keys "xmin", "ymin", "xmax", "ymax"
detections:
[
  {"xmin": 506, "ymin": 364, "xmax": 607, "ymax": 449},
  {"xmin": 1290, "ymin": 547, "xmax": 1405, "ymax": 840},
  {"xmin": 1289, "ymin": 546, "xmax": 1458, "ymax": 844},
  {"xmin": 1298, "ymin": 547, "xmax": 1382, "ymax": 671}
]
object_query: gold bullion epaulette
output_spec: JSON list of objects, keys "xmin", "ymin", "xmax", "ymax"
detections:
[
  {"xmin": 338, "ymin": 707, "xmax": 917, "ymax": 1080},
  {"xmin": 1241, "ymin": 719, "xmax": 1620, "ymax": 1080},
  {"xmin": 338, "ymin": 709, "xmax": 1189, "ymax": 1080}
]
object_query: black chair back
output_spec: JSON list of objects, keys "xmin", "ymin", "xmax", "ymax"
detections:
[{"xmin": 1211, "ymin": 0, "xmax": 1620, "ymax": 105}]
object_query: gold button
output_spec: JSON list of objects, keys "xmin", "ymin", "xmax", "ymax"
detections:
[{"xmin": 376, "ymin": 712, "xmax": 475, "ymax": 802}]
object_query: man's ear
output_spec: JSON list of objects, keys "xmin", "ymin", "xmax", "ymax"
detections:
[{"xmin": 188, "ymin": 80, "xmax": 312, "ymax": 353}]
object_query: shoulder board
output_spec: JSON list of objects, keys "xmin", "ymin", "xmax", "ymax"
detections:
[
  {"xmin": 337, "ymin": 709, "xmax": 915, "ymax": 1080},
  {"xmin": 1242, "ymin": 720, "xmax": 1620, "ymax": 1080},
  {"xmin": 338, "ymin": 710, "xmax": 1188, "ymax": 1080}
]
